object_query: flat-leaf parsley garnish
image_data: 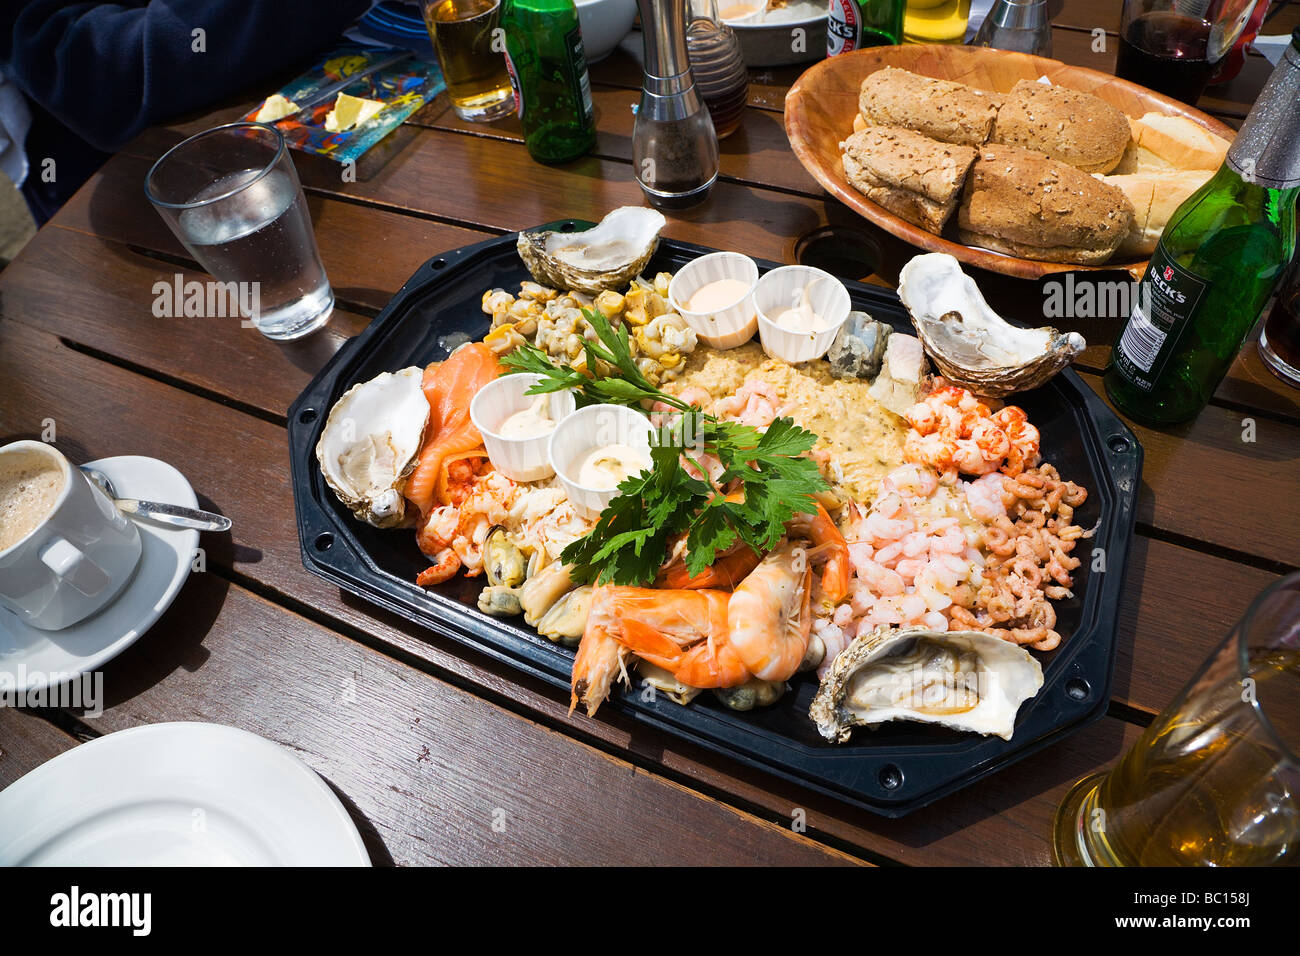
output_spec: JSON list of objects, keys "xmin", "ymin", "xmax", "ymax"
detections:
[{"xmin": 502, "ymin": 308, "xmax": 828, "ymax": 586}]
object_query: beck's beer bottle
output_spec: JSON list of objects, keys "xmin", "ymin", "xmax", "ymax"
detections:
[{"xmin": 1104, "ymin": 28, "xmax": 1300, "ymax": 426}]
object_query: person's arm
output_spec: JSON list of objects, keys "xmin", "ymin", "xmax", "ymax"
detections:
[{"xmin": 1, "ymin": 0, "xmax": 373, "ymax": 152}]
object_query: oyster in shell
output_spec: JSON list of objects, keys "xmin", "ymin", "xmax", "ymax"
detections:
[
  {"xmin": 518, "ymin": 206, "xmax": 666, "ymax": 295},
  {"xmin": 315, "ymin": 367, "xmax": 429, "ymax": 528},
  {"xmin": 809, "ymin": 625, "xmax": 1043, "ymax": 742},
  {"xmin": 898, "ymin": 253, "xmax": 1085, "ymax": 398}
]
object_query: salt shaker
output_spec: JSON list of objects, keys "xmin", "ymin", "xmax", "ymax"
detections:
[
  {"xmin": 686, "ymin": 0, "xmax": 750, "ymax": 140},
  {"xmin": 633, "ymin": 0, "xmax": 721, "ymax": 208}
]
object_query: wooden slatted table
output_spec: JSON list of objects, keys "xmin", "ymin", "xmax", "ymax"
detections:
[{"xmin": 2, "ymin": 11, "xmax": 1296, "ymax": 866}]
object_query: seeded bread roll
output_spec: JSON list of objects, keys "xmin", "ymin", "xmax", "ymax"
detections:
[
  {"xmin": 957, "ymin": 144, "xmax": 1135, "ymax": 264},
  {"xmin": 992, "ymin": 80, "xmax": 1131, "ymax": 174},
  {"xmin": 858, "ymin": 67, "xmax": 1000, "ymax": 146},
  {"xmin": 842, "ymin": 127, "xmax": 978, "ymax": 234}
]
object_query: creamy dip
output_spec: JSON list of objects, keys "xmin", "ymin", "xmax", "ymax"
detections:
[
  {"xmin": 772, "ymin": 283, "xmax": 830, "ymax": 333},
  {"xmin": 577, "ymin": 444, "xmax": 650, "ymax": 490},
  {"xmin": 687, "ymin": 278, "xmax": 750, "ymax": 313},
  {"xmin": 499, "ymin": 395, "xmax": 556, "ymax": 439}
]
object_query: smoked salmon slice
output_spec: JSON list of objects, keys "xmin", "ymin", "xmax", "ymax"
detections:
[{"xmin": 404, "ymin": 344, "xmax": 501, "ymax": 517}]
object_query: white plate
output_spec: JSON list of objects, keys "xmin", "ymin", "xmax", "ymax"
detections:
[
  {"xmin": 0, "ymin": 722, "xmax": 370, "ymax": 866},
  {"xmin": 0, "ymin": 456, "xmax": 200, "ymax": 693}
]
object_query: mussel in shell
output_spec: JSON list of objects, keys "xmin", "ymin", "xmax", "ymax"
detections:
[
  {"xmin": 478, "ymin": 585, "xmax": 523, "ymax": 617},
  {"xmin": 537, "ymin": 585, "xmax": 594, "ymax": 646},
  {"xmin": 637, "ymin": 661, "xmax": 704, "ymax": 706},
  {"xmin": 520, "ymin": 562, "xmax": 575, "ymax": 627},
  {"xmin": 714, "ymin": 679, "xmax": 786, "ymax": 711},
  {"xmin": 484, "ymin": 525, "xmax": 526, "ymax": 589}
]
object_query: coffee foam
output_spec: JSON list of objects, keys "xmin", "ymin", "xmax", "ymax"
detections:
[{"xmin": 0, "ymin": 448, "xmax": 66, "ymax": 551}]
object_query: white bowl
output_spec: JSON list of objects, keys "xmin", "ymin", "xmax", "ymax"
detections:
[
  {"xmin": 753, "ymin": 265, "xmax": 851, "ymax": 364},
  {"xmin": 730, "ymin": 4, "xmax": 826, "ymax": 67},
  {"xmin": 575, "ymin": 0, "xmax": 637, "ymax": 63},
  {"xmin": 668, "ymin": 251, "xmax": 760, "ymax": 350},
  {"xmin": 470, "ymin": 374, "xmax": 577, "ymax": 482},
  {"xmin": 718, "ymin": 0, "xmax": 768, "ymax": 24},
  {"xmin": 548, "ymin": 403, "xmax": 655, "ymax": 520}
]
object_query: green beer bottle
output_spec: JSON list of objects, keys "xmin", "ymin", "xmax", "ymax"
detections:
[
  {"xmin": 827, "ymin": 0, "xmax": 906, "ymax": 54},
  {"xmin": 501, "ymin": 0, "xmax": 596, "ymax": 164},
  {"xmin": 1104, "ymin": 28, "xmax": 1300, "ymax": 426}
]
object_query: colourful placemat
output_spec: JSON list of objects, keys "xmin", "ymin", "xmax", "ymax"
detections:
[{"xmin": 244, "ymin": 45, "xmax": 444, "ymax": 165}]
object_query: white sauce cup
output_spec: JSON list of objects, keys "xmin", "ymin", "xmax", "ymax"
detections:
[
  {"xmin": 754, "ymin": 264, "xmax": 851, "ymax": 364},
  {"xmin": 548, "ymin": 403, "xmax": 656, "ymax": 521},
  {"xmin": 668, "ymin": 251, "xmax": 759, "ymax": 350},
  {"xmin": 470, "ymin": 373, "xmax": 577, "ymax": 482}
]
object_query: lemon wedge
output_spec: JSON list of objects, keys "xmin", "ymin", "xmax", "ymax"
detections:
[
  {"xmin": 324, "ymin": 94, "xmax": 386, "ymax": 132},
  {"xmin": 254, "ymin": 94, "xmax": 299, "ymax": 123}
]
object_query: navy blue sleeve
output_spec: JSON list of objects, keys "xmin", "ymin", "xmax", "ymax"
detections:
[{"xmin": 1, "ymin": 0, "xmax": 374, "ymax": 152}]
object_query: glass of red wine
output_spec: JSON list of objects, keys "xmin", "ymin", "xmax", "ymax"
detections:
[
  {"xmin": 1115, "ymin": 0, "xmax": 1263, "ymax": 105},
  {"xmin": 1260, "ymin": 249, "xmax": 1300, "ymax": 390}
]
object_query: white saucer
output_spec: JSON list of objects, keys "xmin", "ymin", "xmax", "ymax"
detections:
[
  {"xmin": 0, "ymin": 722, "xmax": 370, "ymax": 865},
  {"xmin": 0, "ymin": 456, "xmax": 201, "ymax": 693}
]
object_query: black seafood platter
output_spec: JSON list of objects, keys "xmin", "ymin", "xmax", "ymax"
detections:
[{"xmin": 287, "ymin": 222, "xmax": 1143, "ymax": 817}]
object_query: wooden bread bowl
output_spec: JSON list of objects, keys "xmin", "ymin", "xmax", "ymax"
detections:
[{"xmin": 784, "ymin": 45, "xmax": 1237, "ymax": 281}]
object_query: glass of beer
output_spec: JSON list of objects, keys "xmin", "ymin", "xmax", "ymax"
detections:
[
  {"xmin": 1054, "ymin": 573, "xmax": 1300, "ymax": 866},
  {"xmin": 422, "ymin": 0, "xmax": 515, "ymax": 122}
]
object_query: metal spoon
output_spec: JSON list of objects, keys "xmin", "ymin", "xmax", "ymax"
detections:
[{"xmin": 80, "ymin": 466, "xmax": 233, "ymax": 532}]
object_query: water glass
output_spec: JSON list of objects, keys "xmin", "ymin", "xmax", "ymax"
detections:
[{"xmin": 145, "ymin": 123, "xmax": 333, "ymax": 341}]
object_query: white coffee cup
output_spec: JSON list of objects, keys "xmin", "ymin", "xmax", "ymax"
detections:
[{"xmin": 0, "ymin": 441, "xmax": 142, "ymax": 630}]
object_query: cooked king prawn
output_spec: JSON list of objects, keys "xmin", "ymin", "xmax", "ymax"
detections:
[{"xmin": 571, "ymin": 542, "xmax": 815, "ymax": 716}]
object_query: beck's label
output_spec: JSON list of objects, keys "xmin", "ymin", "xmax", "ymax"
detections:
[
  {"xmin": 504, "ymin": 48, "xmax": 524, "ymax": 121},
  {"xmin": 1112, "ymin": 243, "xmax": 1210, "ymax": 392},
  {"xmin": 828, "ymin": 0, "xmax": 861, "ymax": 56}
]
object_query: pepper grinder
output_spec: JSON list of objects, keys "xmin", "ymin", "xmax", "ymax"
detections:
[
  {"xmin": 969, "ymin": 0, "xmax": 1053, "ymax": 56},
  {"xmin": 633, "ymin": 0, "xmax": 720, "ymax": 209}
]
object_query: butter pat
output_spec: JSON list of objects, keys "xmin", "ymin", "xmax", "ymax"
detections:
[
  {"xmin": 324, "ymin": 94, "xmax": 385, "ymax": 132},
  {"xmin": 254, "ymin": 94, "xmax": 299, "ymax": 123}
]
